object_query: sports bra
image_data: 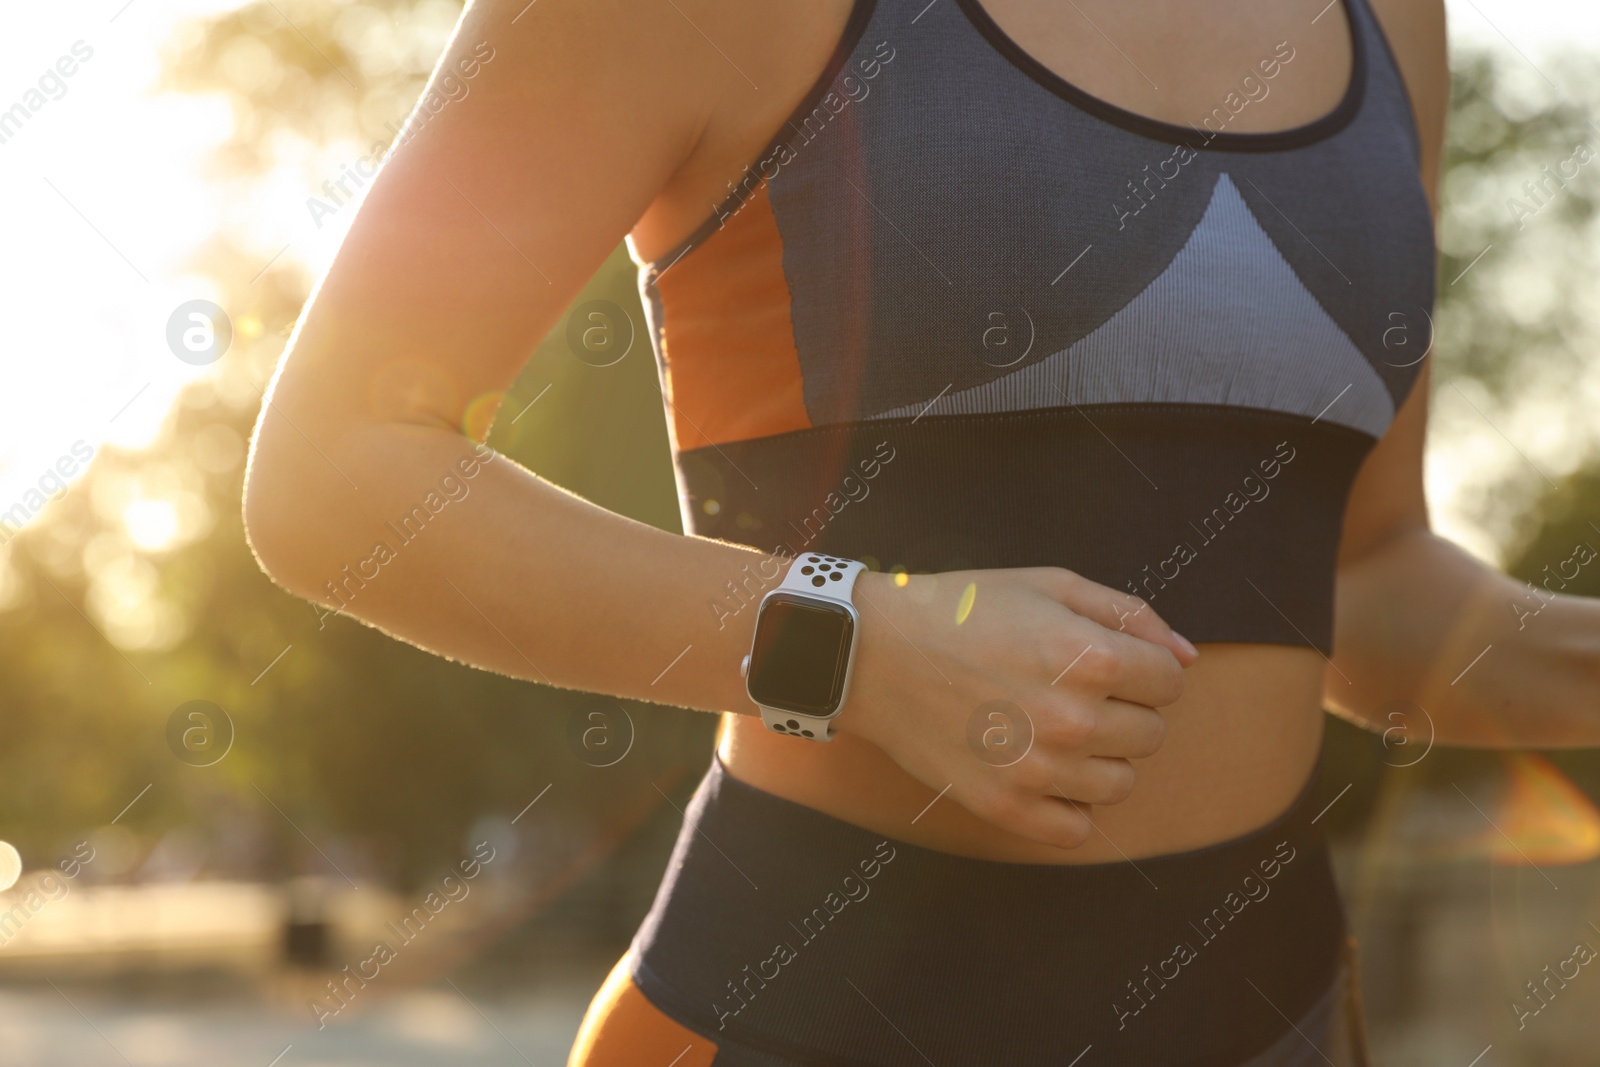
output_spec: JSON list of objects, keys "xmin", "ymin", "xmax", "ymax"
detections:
[{"xmin": 628, "ymin": 0, "xmax": 1435, "ymax": 653}]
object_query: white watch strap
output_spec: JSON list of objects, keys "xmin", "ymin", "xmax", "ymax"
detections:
[
  {"xmin": 777, "ymin": 552, "xmax": 866, "ymax": 599},
  {"xmin": 756, "ymin": 553, "xmax": 866, "ymax": 742}
]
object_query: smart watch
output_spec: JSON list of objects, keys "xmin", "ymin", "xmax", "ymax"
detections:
[{"xmin": 740, "ymin": 553, "xmax": 866, "ymax": 741}]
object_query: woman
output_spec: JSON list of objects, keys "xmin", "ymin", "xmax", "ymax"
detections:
[{"xmin": 243, "ymin": 0, "xmax": 1600, "ymax": 1061}]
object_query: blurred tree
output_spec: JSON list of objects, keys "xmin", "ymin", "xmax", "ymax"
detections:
[
  {"xmin": 0, "ymin": 0, "xmax": 701, "ymax": 890},
  {"xmin": 1432, "ymin": 51, "xmax": 1600, "ymax": 395},
  {"xmin": 1505, "ymin": 467, "xmax": 1600, "ymax": 598},
  {"xmin": 1430, "ymin": 49, "xmax": 1600, "ymax": 558}
]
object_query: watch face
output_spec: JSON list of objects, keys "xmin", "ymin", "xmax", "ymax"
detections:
[{"xmin": 746, "ymin": 595, "xmax": 855, "ymax": 717}]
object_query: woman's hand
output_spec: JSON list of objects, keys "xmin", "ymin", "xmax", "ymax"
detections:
[{"xmin": 835, "ymin": 567, "xmax": 1198, "ymax": 850}]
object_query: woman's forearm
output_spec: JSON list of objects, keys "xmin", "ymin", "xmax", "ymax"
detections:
[
  {"xmin": 1328, "ymin": 526, "xmax": 1600, "ymax": 747},
  {"xmin": 245, "ymin": 404, "xmax": 772, "ymax": 716}
]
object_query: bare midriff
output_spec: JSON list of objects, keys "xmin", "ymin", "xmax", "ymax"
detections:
[{"xmin": 719, "ymin": 644, "xmax": 1327, "ymax": 864}]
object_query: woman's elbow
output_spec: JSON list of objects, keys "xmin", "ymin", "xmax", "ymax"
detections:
[{"xmin": 241, "ymin": 419, "xmax": 323, "ymax": 598}]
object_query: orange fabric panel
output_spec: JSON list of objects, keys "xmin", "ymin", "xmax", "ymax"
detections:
[
  {"xmin": 655, "ymin": 185, "xmax": 812, "ymax": 451},
  {"xmin": 568, "ymin": 953, "xmax": 719, "ymax": 1066}
]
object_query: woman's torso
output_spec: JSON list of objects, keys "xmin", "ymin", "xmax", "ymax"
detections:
[
  {"xmin": 626, "ymin": 0, "xmax": 1432, "ymax": 865},
  {"xmin": 721, "ymin": 644, "xmax": 1328, "ymax": 864}
]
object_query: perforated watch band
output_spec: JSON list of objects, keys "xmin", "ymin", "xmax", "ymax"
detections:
[
  {"xmin": 749, "ymin": 553, "xmax": 865, "ymax": 742},
  {"xmin": 777, "ymin": 552, "xmax": 866, "ymax": 597}
]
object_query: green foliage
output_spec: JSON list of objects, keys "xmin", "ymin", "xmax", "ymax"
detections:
[
  {"xmin": 1504, "ymin": 467, "xmax": 1600, "ymax": 598},
  {"xmin": 1433, "ymin": 51, "xmax": 1600, "ymax": 394},
  {"xmin": 1432, "ymin": 52, "xmax": 1600, "ymax": 566}
]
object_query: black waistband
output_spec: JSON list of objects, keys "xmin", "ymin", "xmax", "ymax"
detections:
[
  {"xmin": 679, "ymin": 407, "xmax": 1372, "ymax": 654},
  {"xmin": 631, "ymin": 754, "xmax": 1346, "ymax": 1066}
]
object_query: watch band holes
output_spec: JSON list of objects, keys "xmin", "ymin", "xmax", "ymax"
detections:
[{"xmin": 812, "ymin": 576, "xmax": 826, "ymax": 587}]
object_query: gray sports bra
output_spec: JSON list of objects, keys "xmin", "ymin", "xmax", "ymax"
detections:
[{"xmin": 632, "ymin": 0, "xmax": 1435, "ymax": 652}]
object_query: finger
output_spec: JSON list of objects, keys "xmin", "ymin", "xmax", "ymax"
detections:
[
  {"xmin": 1050, "ymin": 629, "xmax": 1186, "ymax": 709},
  {"xmin": 967, "ymin": 788, "xmax": 1094, "ymax": 850},
  {"xmin": 1004, "ymin": 745, "xmax": 1136, "ymax": 806},
  {"xmin": 1047, "ymin": 571, "xmax": 1198, "ymax": 665},
  {"xmin": 1050, "ymin": 794, "xmax": 1093, "ymax": 821},
  {"xmin": 1047, "ymin": 757, "xmax": 1136, "ymax": 805},
  {"xmin": 1085, "ymin": 698, "xmax": 1166, "ymax": 760},
  {"xmin": 1027, "ymin": 692, "xmax": 1163, "ymax": 758}
]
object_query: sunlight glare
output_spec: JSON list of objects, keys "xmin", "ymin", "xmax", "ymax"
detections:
[
  {"xmin": 1483, "ymin": 754, "xmax": 1600, "ymax": 866},
  {"xmin": 123, "ymin": 498, "xmax": 180, "ymax": 552}
]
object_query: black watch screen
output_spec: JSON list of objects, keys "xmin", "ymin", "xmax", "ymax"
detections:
[{"xmin": 745, "ymin": 594, "xmax": 855, "ymax": 716}]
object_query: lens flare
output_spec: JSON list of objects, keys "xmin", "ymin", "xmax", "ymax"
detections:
[
  {"xmin": 955, "ymin": 582, "xmax": 977, "ymax": 624},
  {"xmin": 1479, "ymin": 753, "xmax": 1600, "ymax": 867},
  {"xmin": 462, "ymin": 391, "xmax": 505, "ymax": 442}
]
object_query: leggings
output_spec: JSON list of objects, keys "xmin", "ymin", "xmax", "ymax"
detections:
[{"xmin": 571, "ymin": 754, "xmax": 1373, "ymax": 1066}]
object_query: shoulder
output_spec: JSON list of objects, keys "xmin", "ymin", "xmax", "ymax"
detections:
[
  {"xmin": 1363, "ymin": 0, "xmax": 1450, "ymax": 205},
  {"xmin": 458, "ymin": 0, "xmax": 857, "ymax": 133},
  {"xmin": 454, "ymin": 0, "xmax": 730, "ymax": 124}
]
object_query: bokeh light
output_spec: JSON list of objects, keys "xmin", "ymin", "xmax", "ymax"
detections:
[{"xmin": 0, "ymin": 841, "xmax": 21, "ymax": 892}]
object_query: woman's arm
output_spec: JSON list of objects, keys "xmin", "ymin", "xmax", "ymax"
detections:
[
  {"xmin": 1330, "ymin": 0, "xmax": 1600, "ymax": 745},
  {"xmin": 244, "ymin": 0, "xmax": 784, "ymax": 714},
  {"xmin": 1330, "ymin": 355, "xmax": 1600, "ymax": 747},
  {"xmin": 243, "ymin": 0, "xmax": 1196, "ymax": 849}
]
